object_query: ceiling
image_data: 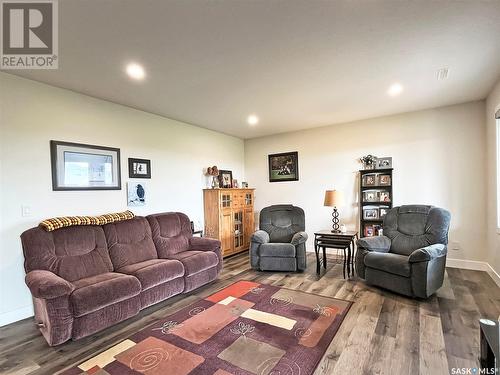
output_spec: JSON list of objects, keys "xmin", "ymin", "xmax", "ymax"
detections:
[{"xmin": 8, "ymin": 0, "xmax": 500, "ymax": 139}]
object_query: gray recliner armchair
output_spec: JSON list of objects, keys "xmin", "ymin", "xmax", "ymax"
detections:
[
  {"xmin": 250, "ymin": 205, "xmax": 308, "ymax": 272},
  {"xmin": 356, "ymin": 205, "xmax": 451, "ymax": 298}
]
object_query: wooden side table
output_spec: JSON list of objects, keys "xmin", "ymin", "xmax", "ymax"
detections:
[{"xmin": 314, "ymin": 230, "xmax": 358, "ymax": 278}]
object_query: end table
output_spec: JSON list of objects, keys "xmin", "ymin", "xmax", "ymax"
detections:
[{"xmin": 314, "ymin": 230, "xmax": 358, "ymax": 278}]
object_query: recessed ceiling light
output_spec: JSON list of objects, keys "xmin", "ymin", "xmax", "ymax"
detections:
[
  {"xmin": 387, "ymin": 83, "xmax": 403, "ymax": 97},
  {"xmin": 126, "ymin": 63, "xmax": 145, "ymax": 80},
  {"xmin": 247, "ymin": 114, "xmax": 259, "ymax": 126}
]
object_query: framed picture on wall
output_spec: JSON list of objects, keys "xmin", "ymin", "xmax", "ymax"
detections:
[
  {"xmin": 268, "ymin": 151, "xmax": 299, "ymax": 182},
  {"xmin": 128, "ymin": 158, "xmax": 151, "ymax": 178},
  {"xmin": 50, "ymin": 140, "xmax": 121, "ymax": 191}
]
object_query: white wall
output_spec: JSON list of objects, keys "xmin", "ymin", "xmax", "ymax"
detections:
[
  {"xmin": 245, "ymin": 101, "xmax": 487, "ymax": 264},
  {"xmin": 0, "ymin": 73, "xmax": 245, "ymax": 326},
  {"xmin": 486, "ymin": 79, "xmax": 500, "ymax": 274}
]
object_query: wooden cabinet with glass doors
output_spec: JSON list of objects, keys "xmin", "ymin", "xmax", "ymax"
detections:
[{"xmin": 203, "ymin": 188, "xmax": 255, "ymax": 257}]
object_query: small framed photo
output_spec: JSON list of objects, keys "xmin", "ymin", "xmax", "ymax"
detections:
[
  {"xmin": 376, "ymin": 157, "xmax": 392, "ymax": 169},
  {"xmin": 362, "ymin": 174, "xmax": 377, "ymax": 187},
  {"xmin": 232, "ymin": 179, "xmax": 239, "ymax": 188},
  {"xmin": 378, "ymin": 174, "xmax": 391, "ymax": 185},
  {"xmin": 218, "ymin": 170, "xmax": 233, "ymax": 188},
  {"xmin": 128, "ymin": 158, "xmax": 151, "ymax": 179},
  {"xmin": 241, "ymin": 181, "xmax": 249, "ymax": 188},
  {"xmin": 363, "ymin": 208, "xmax": 379, "ymax": 220},
  {"xmin": 268, "ymin": 151, "xmax": 299, "ymax": 182},
  {"xmin": 127, "ymin": 182, "xmax": 146, "ymax": 206},
  {"xmin": 379, "ymin": 191, "xmax": 391, "ymax": 202},
  {"xmin": 379, "ymin": 207, "xmax": 389, "ymax": 218},
  {"xmin": 363, "ymin": 191, "xmax": 378, "ymax": 202},
  {"xmin": 50, "ymin": 140, "xmax": 121, "ymax": 191},
  {"xmin": 364, "ymin": 225, "xmax": 374, "ymax": 237}
]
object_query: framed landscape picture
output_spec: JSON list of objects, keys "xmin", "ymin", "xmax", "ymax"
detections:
[
  {"xmin": 50, "ymin": 140, "xmax": 121, "ymax": 190},
  {"xmin": 268, "ymin": 151, "xmax": 299, "ymax": 182},
  {"xmin": 128, "ymin": 158, "xmax": 151, "ymax": 178}
]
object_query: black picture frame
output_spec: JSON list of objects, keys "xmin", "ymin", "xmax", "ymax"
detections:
[
  {"xmin": 128, "ymin": 158, "xmax": 151, "ymax": 179},
  {"xmin": 268, "ymin": 151, "xmax": 299, "ymax": 182},
  {"xmin": 218, "ymin": 170, "xmax": 233, "ymax": 188},
  {"xmin": 50, "ymin": 140, "xmax": 121, "ymax": 191}
]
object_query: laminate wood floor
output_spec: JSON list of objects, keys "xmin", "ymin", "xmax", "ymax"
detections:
[{"xmin": 1, "ymin": 252, "xmax": 498, "ymax": 375}]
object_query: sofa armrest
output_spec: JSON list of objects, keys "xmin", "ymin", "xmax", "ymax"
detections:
[
  {"xmin": 357, "ymin": 236, "xmax": 391, "ymax": 253},
  {"xmin": 251, "ymin": 230, "xmax": 270, "ymax": 244},
  {"xmin": 408, "ymin": 244, "xmax": 447, "ymax": 263},
  {"xmin": 189, "ymin": 237, "xmax": 221, "ymax": 252},
  {"xmin": 25, "ymin": 270, "xmax": 74, "ymax": 299},
  {"xmin": 291, "ymin": 231, "xmax": 308, "ymax": 245}
]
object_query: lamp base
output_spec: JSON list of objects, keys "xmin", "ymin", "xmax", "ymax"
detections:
[{"xmin": 331, "ymin": 207, "xmax": 340, "ymax": 233}]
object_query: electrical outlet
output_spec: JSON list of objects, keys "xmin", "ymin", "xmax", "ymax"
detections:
[
  {"xmin": 451, "ymin": 241, "xmax": 460, "ymax": 251},
  {"xmin": 21, "ymin": 205, "xmax": 32, "ymax": 217}
]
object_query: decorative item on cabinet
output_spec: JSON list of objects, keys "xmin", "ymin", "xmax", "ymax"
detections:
[
  {"xmin": 206, "ymin": 166, "xmax": 219, "ymax": 189},
  {"xmin": 203, "ymin": 188, "xmax": 255, "ymax": 257}
]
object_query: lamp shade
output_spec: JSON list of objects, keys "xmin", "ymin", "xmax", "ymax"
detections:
[{"xmin": 324, "ymin": 190, "xmax": 344, "ymax": 207}]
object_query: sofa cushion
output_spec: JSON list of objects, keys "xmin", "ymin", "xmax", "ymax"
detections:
[
  {"xmin": 169, "ymin": 251, "xmax": 218, "ymax": 276},
  {"xmin": 71, "ymin": 272, "xmax": 141, "ymax": 317},
  {"xmin": 259, "ymin": 243, "xmax": 296, "ymax": 258},
  {"xmin": 364, "ymin": 252, "xmax": 410, "ymax": 277},
  {"xmin": 21, "ymin": 226, "xmax": 113, "ymax": 282},
  {"xmin": 117, "ymin": 259, "xmax": 184, "ymax": 290},
  {"xmin": 104, "ymin": 217, "xmax": 158, "ymax": 269},
  {"xmin": 147, "ymin": 213, "xmax": 192, "ymax": 256}
]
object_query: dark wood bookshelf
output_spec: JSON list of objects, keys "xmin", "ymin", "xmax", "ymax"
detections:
[{"xmin": 359, "ymin": 168, "xmax": 393, "ymax": 237}]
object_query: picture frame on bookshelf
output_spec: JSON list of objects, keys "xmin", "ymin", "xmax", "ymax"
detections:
[
  {"xmin": 363, "ymin": 208, "xmax": 379, "ymax": 220},
  {"xmin": 379, "ymin": 207, "xmax": 389, "ymax": 218},
  {"xmin": 364, "ymin": 225, "xmax": 374, "ymax": 237},
  {"xmin": 363, "ymin": 190, "xmax": 378, "ymax": 202},
  {"xmin": 376, "ymin": 157, "xmax": 392, "ymax": 169},
  {"xmin": 379, "ymin": 191, "xmax": 390, "ymax": 202},
  {"xmin": 362, "ymin": 174, "xmax": 377, "ymax": 187},
  {"xmin": 378, "ymin": 174, "xmax": 391, "ymax": 185}
]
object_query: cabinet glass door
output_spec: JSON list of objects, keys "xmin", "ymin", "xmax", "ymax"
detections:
[{"xmin": 234, "ymin": 211, "xmax": 244, "ymax": 249}]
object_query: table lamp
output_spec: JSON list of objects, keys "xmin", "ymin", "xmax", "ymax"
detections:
[{"xmin": 324, "ymin": 190, "xmax": 344, "ymax": 233}]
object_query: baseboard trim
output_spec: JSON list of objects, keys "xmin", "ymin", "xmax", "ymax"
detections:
[
  {"xmin": 446, "ymin": 258, "xmax": 500, "ymax": 287},
  {"xmin": 0, "ymin": 305, "xmax": 33, "ymax": 327}
]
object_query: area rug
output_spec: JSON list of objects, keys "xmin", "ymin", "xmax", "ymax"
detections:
[{"xmin": 62, "ymin": 280, "xmax": 352, "ymax": 375}]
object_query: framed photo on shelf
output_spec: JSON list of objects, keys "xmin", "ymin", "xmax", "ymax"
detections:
[
  {"xmin": 50, "ymin": 140, "xmax": 121, "ymax": 191},
  {"xmin": 379, "ymin": 207, "xmax": 389, "ymax": 218},
  {"xmin": 378, "ymin": 174, "xmax": 391, "ymax": 185},
  {"xmin": 379, "ymin": 191, "xmax": 391, "ymax": 202},
  {"xmin": 363, "ymin": 190, "xmax": 378, "ymax": 202},
  {"xmin": 218, "ymin": 170, "xmax": 233, "ymax": 188},
  {"xmin": 376, "ymin": 157, "xmax": 392, "ymax": 169},
  {"xmin": 364, "ymin": 225, "xmax": 374, "ymax": 237},
  {"xmin": 268, "ymin": 151, "xmax": 299, "ymax": 182},
  {"xmin": 363, "ymin": 208, "xmax": 379, "ymax": 220},
  {"xmin": 362, "ymin": 174, "xmax": 377, "ymax": 187},
  {"xmin": 128, "ymin": 158, "xmax": 151, "ymax": 179}
]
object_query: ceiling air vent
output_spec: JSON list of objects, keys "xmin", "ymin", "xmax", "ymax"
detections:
[{"xmin": 437, "ymin": 67, "xmax": 449, "ymax": 81}]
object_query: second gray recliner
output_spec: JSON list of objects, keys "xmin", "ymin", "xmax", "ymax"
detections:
[{"xmin": 250, "ymin": 205, "xmax": 308, "ymax": 272}]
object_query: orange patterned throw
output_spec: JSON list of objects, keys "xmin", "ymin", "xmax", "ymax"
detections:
[{"xmin": 39, "ymin": 210, "xmax": 135, "ymax": 231}]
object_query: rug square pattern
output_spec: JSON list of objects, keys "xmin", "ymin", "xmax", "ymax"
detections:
[
  {"xmin": 217, "ymin": 336, "xmax": 285, "ymax": 375},
  {"xmin": 115, "ymin": 336, "xmax": 204, "ymax": 375},
  {"xmin": 61, "ymin": 280, "xmax": 352, "ymax": 375}
]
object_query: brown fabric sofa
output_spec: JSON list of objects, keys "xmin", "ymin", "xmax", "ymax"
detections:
[{"xmin": 21, "ymin": 212, "xmax": 222, "ymax": 346}]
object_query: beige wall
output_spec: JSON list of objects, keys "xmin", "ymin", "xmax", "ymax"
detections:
[
  {"xmin": 245, "ymin": 101, "xmax": 487, "ymax": 263},
  {"xmin": 0, "ymin": 73, "xmax": 245, "ymax": 326},
  {"xmin": 486, "ymin": 79, "xmax": 500, "ymax": 274}
]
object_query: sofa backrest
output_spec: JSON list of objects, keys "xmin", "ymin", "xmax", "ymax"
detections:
[
  {"xmin": 147, "ymin": 212, "xmax": 192, "ymax": 257},
  {"xmin": 383, "ymin": 205, "xmax": 451, "ymax": 256},
  {"xmin": 21, "ymin": 226, "xmax": 113, "ymax": 282},
  {"xmin": 259, "ymin": 205, "xmax": 305, "ymax": 243},
  {"xmin": 103, "ymin": 216, "xmax": 158, "ymax": 269}
]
